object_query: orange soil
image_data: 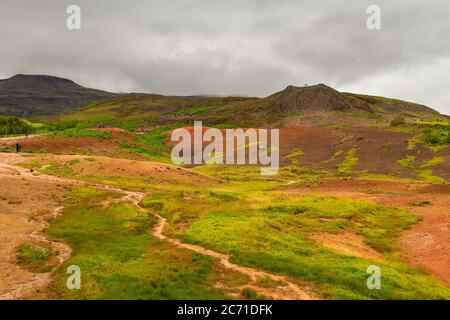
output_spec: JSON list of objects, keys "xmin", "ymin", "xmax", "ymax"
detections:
[
  {"xmin": 2, "ymin": 153, "xmax": 216, "ymax": 186},
  {"xmin": 0, "ymin": 161, "xmax": 67, "ymax": 299},
  {"xmin": 284, "ymin": 179, "xmax": 450, "ymax": 285},
  {"xmin": 0, "ymin": 130, "xmax": 134, "ymax": 158},
  {"xmin": 309, "ymin": 231, "xmax": 384, "ymax": 261}
]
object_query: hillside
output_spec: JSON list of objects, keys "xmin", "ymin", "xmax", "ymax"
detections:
[
  {"xmin": 0, "ymin": 74, "xmax": 445, "ymax": 128},
  {"xmin": 1, "ymin": 77, "xmax": 449, "ymax": 301},
  {"xmin": 346, "ymin": 93, "xmax": 441, "ymax": 116},
  {"xmin": 0, "ymin": 74, "xmax": 115, "ymax": 117},
  {"xmin": 56, "ymin": 82, "xmax": 445, "ymax": 128}
]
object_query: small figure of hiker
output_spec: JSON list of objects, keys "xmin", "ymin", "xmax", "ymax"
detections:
[{"xmin": 15, "ymin": 142, "xmax": 22, "ymax": 153}]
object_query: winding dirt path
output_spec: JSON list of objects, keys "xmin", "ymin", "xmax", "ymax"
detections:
[
  {"xmin": 0, "ymin": 154, "xmax": 313, "ymax": 300},
  {"xmin": 100, "ymin": 190, "xmax": 313, "ymax": 299},
  {"xmin": 152, "ymin": 214, "xmax": 313, "ymax": 300},
  {"xmin": 0, "ymin": 159, "xmax": 142, "ymax": 300},
  {"xmin": 0, "ymin": 206, "xmax": 71, "ymax": 300}
]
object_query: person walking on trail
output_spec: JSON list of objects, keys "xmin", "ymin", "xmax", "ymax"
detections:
[{"xmin": 15, "ymin": 142, "xmax": 21, "ymax": 153}]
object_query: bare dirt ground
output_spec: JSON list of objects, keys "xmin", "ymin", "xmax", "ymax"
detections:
[
  {"xmin": 165, "ymin": 124, "xmax": 449, "ymax": 179},
  {"xmin": 309, "ymin": 231, "xmax": 384, "ymax": 261},
  {"xmin": 284, "ymin": 179, "xmax": 450, "ymax": 285},
  {"xmin": 1, "ymin": 153, "xmax": 216, "ymax": 186},
  {"xmin": 0, "ymin": 134, "xmax": 47, "ymax": 144},
  {"xmin": 0, "ymin": 160, "xmax": 68, "ymax": 299}
]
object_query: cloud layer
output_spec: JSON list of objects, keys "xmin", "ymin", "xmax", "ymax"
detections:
[{"xmin": 1, "ymin": 0, "xmax": 449, "ymax": 114}]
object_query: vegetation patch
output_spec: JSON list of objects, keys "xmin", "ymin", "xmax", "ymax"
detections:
[
  {"xmin": 397, "ymin": 155, "xmax": 416, "ymax": 170},
  {"xmin": 0, "ymin": 116, "xmax": 33, "ymax": 136},
  {"xmin": 175, "ymin": 106, "xmax": 219, "ymax": 116},
  {"xmin": 420, "ymin": 157, "xmax": 445, "ymax": 169},
  {"xmin": 175, "ymin": 191, "xmax": 449, "ymax": 299},
  {"xmin": 17, "ymin": 243, "xmax": 56, "ymax": 273},
  {"xmin": 323, "ymin": 150, "xmax": 343, "ymax": 165},
  {"xmin": 48, "ymin": 189, "xmax": 227, "ymax": 299},
  {"xmin": 57, "ymin": 128, "xmax": 112, "ymax": 139},
  {"xmin": 337, "ymin": 148, "xmax": 359, "ymax": 174},
  {"xmin": 120, "ymin": 123, "xmax": 187, "ymax": 162},
  {"xmin": 284, "ymin": 148, "xmax": 304, "ymax": 166},
  {"xmin": 396, "ymin": 155, "xmax": 445, "ymax": 183},
  {"xmin": 416, "ymin": 169, "xmax": 445, "ymax": 184}
]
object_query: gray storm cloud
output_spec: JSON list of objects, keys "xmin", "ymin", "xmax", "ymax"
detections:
[{"xmin": 0, "ymin": 0, "xmax": 449, "ymax": 114}]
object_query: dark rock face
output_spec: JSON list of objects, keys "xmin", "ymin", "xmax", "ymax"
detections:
[
  {"xmin": 266, "ymin": 84, "xmax": 372, "ymax": 114},
  {"xmin": 0, "ymin": 74, "xmax": 115, "ymax": 117}
]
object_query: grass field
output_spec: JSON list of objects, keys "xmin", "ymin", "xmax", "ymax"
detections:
[
  {"xmin": 140, "ymin": 171, "xmax": 450, "ymax": 299},
  {"xmin": 2, "ymin": 108, "xmax": 449, "ymax": 300},
  {"xmin": 19, "ymin": 159, "xmax": 450, "ymax": 300},
  {"xmin": 47, "ymin": 187, "xmax": 228, "ymax": 299}
]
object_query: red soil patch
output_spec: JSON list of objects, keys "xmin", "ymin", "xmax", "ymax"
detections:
[
  {"xmin": 284, "ymin": 179, "xmax": 450, "ymax": 285},
  {"xmin": 8, "ymin": 153, "xmax": 216, "ymax": 186},
  {"xmin": 279, "ymin": 125, "xmax": 346, "ymax": 166},
  {"xmin": 165, "ymin": 125, "xmax": 449, "ymax": 180},
  {"xmin": 0, "ymin": 130, "xmax": 134, "ymax": 158},
  {"xmin": 0, "ymin": 161, "xmax": 67, "ymax": 299}
]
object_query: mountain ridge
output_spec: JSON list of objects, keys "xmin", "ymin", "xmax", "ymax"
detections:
[
  {"xmin": 0, "ymin": 74, "xmax": 115, "ymax": 117},
  {"xmin": 0, "ymin": 74, "xmax": 445, "ymax": 124}
]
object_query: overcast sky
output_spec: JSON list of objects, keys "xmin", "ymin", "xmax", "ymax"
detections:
[{"xmin": 1, "ymin": 0, "xmax": 449, "ymax": 114}]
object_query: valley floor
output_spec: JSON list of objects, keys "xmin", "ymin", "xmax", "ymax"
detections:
[{"xmin": 0, "ymin": 151, "xmax": 449, "ymax": 300}]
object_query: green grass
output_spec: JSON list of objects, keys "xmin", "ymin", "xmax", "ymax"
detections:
[
  {"xmin": 44, "ymin": 116, "xmax": 118, "ymax": 132},
  {"xmin": 420, "ymin": 157, "xmax": 445, "ymax": 169},
  {"xmin": 175, "ymin": 105, "xmax": 219, "ymax": 116},
  {"xmin": 120, "ymin": 123, "xmax": 187, "ymax": 162},
  {"xmin": 357, "ymin": 172, "xmax": 419, "ymax": 183},
  {"xmin": 151, "ymin": 187, "xmax": 450, "ymax": 300},
  {"xmin": 416, "ymin": 170, "xmax": 445, "ymax": 184},
  {"xmin": 388, "ymin": 123, "xmax": 449, "ymax": 151},
  {"xmin": 396, "ymin": 155, "xmax": 445, "ymax": 183},
  {"xmin": 350, "ymin": 112, "xmax": 384, "ymax": 122},
  {"xmin": 416, "ymin": 156, "xmax": 446, "ymax": 184},
  {"xmin": 21, "ymin": 158, "xmax": 450, "ymax": 299},
  {"xmin": 0, "ymin": 115, "xmax": 34, "ymax": 136},
  {"xmin": 17, "ymin": 243, "xmax": 55, "ymax": 273},
  {"xmin": 397, "ymin": 156, "xmax": 416, "ymax": 170},
  {"xmin": 284, "ymin": 148, "xmax": 304, "ymax": 166},
  {"xmin": 48, "ymin": 187, "xmax": 227, "ymax": 300},
  {"xmin": 115, "ymin": 119, "xmax": 144, "ymax": 131},
  {"xmin": 131, "ymin": 169, "xmax": 450, "ymax": 300},
  {"xmin": 424, "ymin": 129, "xmax": 450, "ymax": 145},
  {"xmin": 56, "ymin": 128, "xmax": 112, "ymax": 139},
  {"xmin": 419, "ymin": 121, "xmax": 449, "ymax": 126},
  {"xmin": 323, "ymin": 150, "xmax": 343, "ymax": 165},
  {"xmin": 337, "ymin": 148, "xmax": 359, "ymax": 174}
]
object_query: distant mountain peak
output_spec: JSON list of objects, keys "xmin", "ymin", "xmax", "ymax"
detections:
[
  {"xmin": 3, "ymin": 74, "xmax": 80, "ymax": 88},
  {"xmin": 0, "ymin": 74, "xmax": 115, "ymax": 117}
]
